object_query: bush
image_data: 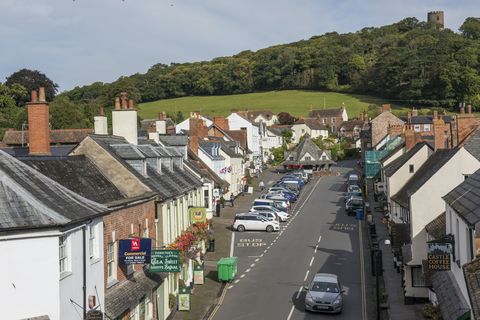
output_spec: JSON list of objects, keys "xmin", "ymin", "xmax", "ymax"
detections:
[{"xmin": 422, "ymin": 303, "xmax": 442, "ymax": 320}]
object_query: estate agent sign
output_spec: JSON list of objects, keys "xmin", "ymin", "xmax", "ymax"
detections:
[
  {"xmin": 150, "ymin": 249, "xmax": 181, "ymax": 272},
  {"xmin": 119, "ymin": 238, "xmax": 151, "ymax": 264},
  {"xmin": 427, "ymin": 241, "xmax": 452, "ymax": 271},
  {"xmin": 189, "ymin": 207, "xmax": 207, "ymax": 224}
]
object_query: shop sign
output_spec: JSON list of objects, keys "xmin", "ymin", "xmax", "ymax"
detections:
[
  {"xmin": 150, "ymin": 249, "xmax": 180, "ymax": 272},
  {"xmin": 118, "ymin": 238, "xmax": 151, "ymax": 265},
  {"xmin": 178, "ymin": 287, "xmax": 191, "ymax": 311},
  {"xmin": 427, "ymin": 242, "xmax": 452, "ymax": 271},
  {"xmin": 189, "ymin": 207, "xmax": 207, "ymax": 224},
  {"xmin": 194, "ymin": 264, "xmax": 204, "ymax": 285}
]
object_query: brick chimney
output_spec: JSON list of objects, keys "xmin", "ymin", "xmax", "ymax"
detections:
[
  {"xmin": 359, "ymin": 112, "xmax": 364, "ymax": 121},
  {"xmin": 404, "ymin": 125, "xmax": 416, "ymax": 151},
  {"xmin": 189, "ymin": 115, "xmax": 207, "ymax": 140},
  {"xmin": 213, "ymin": 116, "xmax": 229, "ymax": 133},
  {"xmin": 412, "ymin": 107, "xmax": 418, "ymax": 117},
  {"xmin": 189, "ymin": 135, "xmax": 199, "ymax": 155},
  {"xmin": 112, "ymin": 94, "xmax": 138, "ymax": 145},
  {"xmin": 94, "ymin": 106, "xmax": 108, "ymax": 135},
  {"xmin": 407, "ymin": 111, "xmax": 412, "ymax": 124},
  {"xmin": 382, "ymin": 104, "xmax": 391, "ymax": 113},
  {"xmin": 156, "ymin": 112, "xmax": 167, "ymax": 135},
  {"xmin": 27, "ymin": 87, "xmax": 51, "ymax": 155},
  {"xmin": 433, "ymin": 111, "xmax": 445, "ymax": 150}
]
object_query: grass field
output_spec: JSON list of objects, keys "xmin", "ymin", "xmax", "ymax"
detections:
[{"xmin": 138, "ymin": 90, "xmax": 403, "ymax": 119}]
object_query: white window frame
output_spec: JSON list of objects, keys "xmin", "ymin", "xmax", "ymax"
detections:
[
  {"xmin": 424, "ymin": 124, "xmax": 431, "ymax": 132},
  {"xmin": 59, "ymin": 235, "xmax": 70, "ymax": 275},
  {"xmin": 89, "ymin": 225, "xmax": 97, "ymax": 260},
  {"xmin": 411, "ymin": 266, "xmax": 425, "ymax": 287},
  {"xmin": 414, "ymin": 124, "xmax": 421, "ymax": 132},
  {"xmin": 107, "ymin": 241, "xmax": 116, "ymax": 283}
]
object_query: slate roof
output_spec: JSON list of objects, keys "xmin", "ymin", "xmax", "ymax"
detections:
[
  {"xmin": 294, "ymin": 118, "xmax": 328, "ymax": 130},
  {"xmin": 383, "ymin": 142, "xmax": 430, "ymax": 177},
  {"xmin": 110, "ymin": 144, "xmax": 145, "ymax": 160},
  {"xmin": 105, "ymin": 269, "xmax": 164, "ymax": 319},
  {"xmin": 266, "ymin": 126, "xmax": 283, "ymax": 136},
  {"xmin": 464, "ymin": 128, "xmax": 480, "ymax": 161},
  {"xmin": 443, "ymin": 168, "xmax": 480, "ymax": 225},
  {"xmin": 425, "ymin": 212, "xmax": 446, "ymax": 240},
  {"xmin": 0, "ymin": 145, "xmax": 76, "ymax": 159},
  {"xmin": 283, "ymin": 137, "xmax": 335, "ymax": 166},
  {"xmin": 309, "ymin": 108, "xmax": 343, "ymax": 118},
  {"xmin": 199, "ymin": 141, "xmax": 225, "ymax": 160},
  {"xmin": 339, "ymin": 120, "xmax": 366, "ymax": 131},
  {"xmin": 391, "ymin": 148, "xmax": 457, "ymax": 208},
  {"xmin": 463, "ymin": 258, "xmax": 480, "ymax": 319},
  {"xmin": 400, "ymin": 115, "xmax": 452, "ymax": 124},
  {"xmin": 87, "ymin": 135, "xmax": 202, "ymax": 201},
  {"xmin": 22, "ymin": 156, "xmax": 125, "ymax": 205},
  {"xmin": 2, "ymin": 129, "xmax": 93, "ymax": 146},
  {"xmin": 0, "ymin": 150, "xmax": 109, "ymax": 230},
  {"xmin": 379, "ymin": 141, "xmax": 406, "ymax": 165},
  {"xmin": 158, "ymin": 135, "xmax": 188, "ymax": 147},
  {"xmin": 431, "ymin": 271, "xmax": 470, "ymax": 320}
]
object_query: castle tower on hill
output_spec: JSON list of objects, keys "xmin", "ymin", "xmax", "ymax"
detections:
[{"xmin": 427, "ymin": 11, "xmax": 444, "ymax": 29}]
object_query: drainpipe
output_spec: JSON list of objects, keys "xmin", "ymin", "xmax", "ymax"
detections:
[{"xmin": 83, "ymin": 225, "xmax": 87, "ymax": 320}]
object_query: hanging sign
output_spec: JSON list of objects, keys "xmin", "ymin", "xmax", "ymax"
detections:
[
  {"xmin": 194, "ymin": 264, "xmax": 204, "ymax": 285},
  {"xmin": 189, "ymin": 207, "xmax": 207, "ymax": 224},
  {"xmin": 427, "ymin": 242, "xmax": 452, "ymax": 271},
  {"xmin": 118, "ymin": 238, "xmax": 151, "ymax": 265},
  {"xmin": 178, "ymin": 287, "xmax": 191, "ymax": 311},
  {"xmin": 150, "ymin": 249, "xmax": 180, "ymax": 272}
]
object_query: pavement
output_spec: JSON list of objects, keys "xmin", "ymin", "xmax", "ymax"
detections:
[
  {"xmin": 211, "ymin": 161, "xmax": 374, "ymax": 320},
  {"xmin": 173, "ymin": 168, "xmax": 281, "ymax": 320},
  {"xmin": 365, "ymin": 177, "xmax": 425, "ymax": 320}
]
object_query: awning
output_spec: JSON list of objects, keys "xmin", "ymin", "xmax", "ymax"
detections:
[
  {"xmin": 431, "ymin": 271, "xmax": 470, "ymax": 320},
  {"xmin": 105, "ymin": 269, "xmax": 165, "ymax": 319}
]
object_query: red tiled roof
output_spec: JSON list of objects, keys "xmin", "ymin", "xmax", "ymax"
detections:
[{"xmin": 2, "ymin": 128, "xmax": 94, "ymax": 146}]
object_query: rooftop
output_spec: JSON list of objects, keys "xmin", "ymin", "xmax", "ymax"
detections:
[{"xmin": 383, "ymin": 142, "xmax": 430, "ymax": 177}]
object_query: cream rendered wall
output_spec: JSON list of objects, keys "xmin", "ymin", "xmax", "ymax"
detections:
[
  {"xmin": 112, "ymin": 110, "xmax": 138, "ymax": 145},
  {"xmin": 382, "ymin": 147, "xmax": 405, "ymax": 168},
  {"xmin": 0, "ymin": 231, "xmax": 61, "ymax": 320},
  {"xmin": 291, "ymin": 124, "xmax": 309, "ymax": 143}
]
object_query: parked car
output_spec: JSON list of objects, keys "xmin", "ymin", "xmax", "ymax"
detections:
[
  {"xmin": 269, "ymin": 190, "xmax": 297, "ymax": 202},
  {"xmin": 233, "ymin": 214, "xmax": 280, "ymax": 232},
  {"xmin": 304, "ymin": 273, "xmax": 344, "ymax": 313},
  {"xmin": 344, "ymin": 191, "xmax": 363, "ymax": 203},
  {"xmin": 269, "ymin": 187, "xmax": 299, "ymax": 196},
  {"xmin": 250, "ymin": 205, "xmax": 289, "ymax": 221},
  {"xmin": 345, "ymin": 196, "xmax": 364, "ymax": 215},
  {"xmin": 291, "ymin": 171, "xmax": 309, "ymax": 183},
  {"xmin": 262, "ymin": 193, "xmax": 291, "ymax": 207},
  {"xmin": 253, "ymin": 198, "xmax": 289, "ymax": 211},
  {"xmin": 250, "ymin": 210, "xmax": 280, "ymax": 222},
  {"xmin": 347, "ymin": 184, "xmax": 361, "ymax": 194}
]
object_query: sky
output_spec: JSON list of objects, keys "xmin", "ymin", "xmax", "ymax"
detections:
[{"xmin": 0, "ymin": 0, "xmax": 478, "ymax": 92}]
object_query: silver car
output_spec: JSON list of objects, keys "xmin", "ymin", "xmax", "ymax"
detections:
[{"xmin": 304, "ymin": 273, "xmax": 344, "ymax": 313}]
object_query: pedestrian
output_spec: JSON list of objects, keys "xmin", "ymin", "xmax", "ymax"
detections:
[
  {"xmin": 259, "ymin": 180, "xmax": 265, "ymax": 191},
  {"xmin": 220, "ymin": 196, "xmax": 225, "ymax": 208},
  {"xmin": 230, "ymin": 194, "xmax": 234, "ymax": 207}
]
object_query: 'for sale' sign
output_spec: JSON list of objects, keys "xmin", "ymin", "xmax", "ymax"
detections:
[{"xmin": 119, "ymin": 238, "xmax": 151, "ymax": 265}]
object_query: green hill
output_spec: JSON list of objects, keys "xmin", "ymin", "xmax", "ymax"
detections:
[{"xmin": 138, "ymin": 90, "xmax": 403, "ymax": 119}]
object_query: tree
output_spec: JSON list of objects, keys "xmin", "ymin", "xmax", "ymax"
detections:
[
  {"xmin": 282, "ymin": 129, "xmax": 293, "ymax": 144},
  {"xmin": 460, "ymin": 17, "xmax": 480, "ymax": 40},
  {"xmin": 278, "ymin": 112, "xmax": 297, "ymax": 125},
  {"xmin": 5, "ymin": 69, "xmax": 58, "ymax": 104},
  {"xmin": 49, "ymin": 97, "xmax": 89, "ymax": 129}
]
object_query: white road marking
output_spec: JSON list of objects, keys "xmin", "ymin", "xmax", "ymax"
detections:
[
  {"xmin": 255, "ymin": 258, "xmax": 260, "ymax": 262},
  {"xmin": 240, "ymin": 274, "xmax": 245, "ymax": 278},
  {"xmin": 263, "ymin": 250, "xmax": 268, "ymax": 254},
  {"xmin": 314, "ymin": 245, "xmax": 318, "ymax": 254},
  {"xmin": 303, "ymin": 270, "xmax": 310, "ymax": 282},
  {"xmin": 260, "ymin": 254, "xmax": 264, "ymax": 258},
  {"xmin": 295, "ymin": 285, "xmax": 304, "ymax": 299},
  {"xmin": 273, "ymin": 239, "xmax": 277, "ymax": 243},
  {"xmin": 245, "ymin": 268, "xmax": 251, "ymax": 273},
  {"xmin": 250, "ymin": 263, "xmax": 255, "ymax": 267},
  {"xmin": 248, "ymin": 255, "xmax": 261, "ymax": 258},
  {"xmin": 267, "ymin": 246, "xmax": 271, "ymax": 249},
  {"xmin": 230, "ymin": 231, "xmax": 235, "ymax": 257},
  {"xmin": 317, "ymin": 235, "xmax": 322, "ymax": 243},
  {"xmin": 234, "ymin": 279, "xmax": 240, "ymax": 284},
  {"xmin": 286, "ymin": 305, "xmax": 295, "ymax": 320},
  {"xmin": 228, "ymin": 285, "xmax": 234, "ymax": 289},
  {"xmin": 309, "ymin": 256, "xmax": 315, "ymax": 267}
]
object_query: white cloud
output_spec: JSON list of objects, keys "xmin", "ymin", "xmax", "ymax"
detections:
[{"xmin": 0, "ymin": 0, "xmax": 477, "ymax": 91}]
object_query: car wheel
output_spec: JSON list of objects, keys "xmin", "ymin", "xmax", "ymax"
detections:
[
  {"xmin": 237, "ymin": 225, "xmax": 245, "ymax": 232},
  {"xmin": 266, "ymin": 225, "xmax": 274, "ymax": 232}
]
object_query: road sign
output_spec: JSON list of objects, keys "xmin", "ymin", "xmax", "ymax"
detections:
[{"xmin": 150, "ymin": 249, "xmax": 180, "ymax": 272}]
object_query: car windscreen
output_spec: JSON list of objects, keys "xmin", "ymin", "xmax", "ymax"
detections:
[{"xmin": 310, "ymin": 281, "xmax": 340, "ymax": 293}]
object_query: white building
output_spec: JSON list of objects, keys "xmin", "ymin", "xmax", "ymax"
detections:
[
  {"xmin": 176, "ymin": 114, "xmax": 212, "ymax": 134},
  {"xmin": 259, "ymin": 124, "xmax": 284, "ymax": 161},
  {"xmin": 391, "ymin": 143, "xmax": 480, "ymax": 303},
  {"xmin": 227, "ymin": 112, "xmax": 261, "ymax": 162},
  {"xmin": 0, "ymin": 151, "xmax": 108, "ymax": 320},
  {"xmin": 291, "ymin": 118, "xmax": 329, "ymax": 144}
]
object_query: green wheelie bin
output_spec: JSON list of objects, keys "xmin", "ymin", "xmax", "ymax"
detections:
[{"xmin": 217, "ymin": 257, "xmax": 238, "ymax": 282}]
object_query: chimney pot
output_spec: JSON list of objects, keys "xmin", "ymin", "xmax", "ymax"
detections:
[
  {"xmin": 38, "ymin": 87, "xmax": 46, "ymax": 102},
  {"xmin": 159, "ymin": 112, "xmax": 164, "ymax": 120},
  {"xmin": 467, "ymin": 104, "xmax": 472, "ymax": 114},
  {"xmin": 30, "ymin": 90, "xmax": 38, "ymax": 103},
  {"xmin": 128, "ymin": 99, "xmax": 134, "ymax": 109},
  {"xmin": 412, "ymin": 107, "xmax": 418, "ymax": 117},
  {"xmin": 99, "ymin": 106, "xmax": 105, "ymax": 117},
  {"xmin": 120, "ymin": 92, "xmax": 128, "ymax": 109},
  {"xmin": 115, "ymin": 97, "xmax": 121, "ymax": 110}
]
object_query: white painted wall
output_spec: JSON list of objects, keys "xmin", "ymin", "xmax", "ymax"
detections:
[
  {"xmin": 112, "ymin": 110, "xmax": 138, "ymax": 145},
  {"xmin": 253, "ymin": 114, "xmax": 278, "ymax": 126},
  {"xmin": 94, "ymin": 116, "xmax": 108, "ymax": 135},
  {"xmin": 341, "ymin": 108, "xmax": 349, "ymax": 122},
  {"xmin": 227, "ymin": 113, "xmax": 260, "ymax": 157},
  {"xmin": 291, "ymin": 124, "xmax": 309, "ymax": 143},
  {"xmin": 60, "ymin": 218, "xmax": 105, "ymax": 320},
  {"xmin": 175, "ymin": 115, "xmax": 212, "ymax": 134},
  {"xmin": 0, "ymin": 230, "xmax": 61, "ymax": 320},
  {"xmin": 219, "ymin": 150, "xmax": 243, "ymax": 197}
]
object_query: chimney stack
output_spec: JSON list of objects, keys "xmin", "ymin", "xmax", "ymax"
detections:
[
  {"xmin": 115, "ymin": 97, "xmax": 121, "ymax": 110},
  {"xmin": 94, "ymin": 106, "xmax": 108, "ymax": 135},
  {"xmin": 382, "ymin": 104, "xmax": 391, "ymax": 113},
  {"xmin": 433, "ymin": 112, "xmax": 446, "ymax": 150},
  {"xmin": 412, "ymin": 107, "xmax": 418, "ymax": 117},
  {"xmin": 189, "ymin": 135, "xmax": 199, "ymax": 155},
  {"xmin": 112, "ymin": 94, "xmax": 138, "ymax": 145},
  {"xmin": 156, "ymin": 112, "xmax": 167, "ymax": 135},
  {"xmin": 407, "ymin": 111, "xmax": 412, "ymax": 123},
  {"xmin": 128, "ymin": 99, "xmax": 134, "ymax": 109},
  {"xmin": 27, "ymin": 87, "xmax": 51, "ymax": 155},
  {"xmin": 359, "ymin": 112, "xmax": 364, "ymax": 121},
  {"xmin": 213, "ymin": 116, "xmax": 229, "ymax": 133},
  {"xmin": 404, "ymin": 125, "xmax": 415, "ymax": 151}
]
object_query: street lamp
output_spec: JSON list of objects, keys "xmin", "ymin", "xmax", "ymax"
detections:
[{"xmin": 372, "ymin": 238, "xmax": 390, "ymax": 320}]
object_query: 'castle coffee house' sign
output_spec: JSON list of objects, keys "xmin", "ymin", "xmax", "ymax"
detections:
[{"xmin": 427, "ymin": 241, "xmax": 452, "ymax": 271}]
